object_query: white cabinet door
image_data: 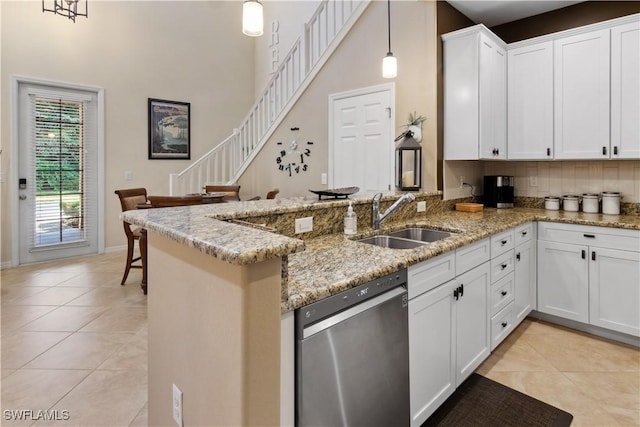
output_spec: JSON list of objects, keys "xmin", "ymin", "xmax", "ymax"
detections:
[
  {"xmin": 409, "ymin": 280, "xmax": 456, "ymax": 427},
  {"xmin": 538, "ymin": 240, "xmax": 589, "ymax": 323},
  {"xmin": 507, "ymin": 41, "xmax": 554, "ymax": 160},
  {"xmin": 479, "ymin": 32, "xmax": 507, "ymax": 159},
  {"xmin": 554, "ymin": 29, "xmax": 610, "ymax": 159},
  {"xmin": 589, "ymin": 247, "xmax": 640, "ymax": 336},
  {"xmin": 611, "ymin": 21, "xmax": 640, "ymax": 159},
  {"xmin": 443, "ymin": 26, "xmax": 506, "ymax": 160},
  {"xmin": 514, "ymin": 238, "xmax": 536, "ymax": 325},
  {"xmin": 455, "ymin": 262, "xmax": 490, "ymax": 386}
]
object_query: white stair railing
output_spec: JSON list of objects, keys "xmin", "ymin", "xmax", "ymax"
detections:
[{"xmin": 170, "ymin": 0, "xmax": 370, "ymax": 196}]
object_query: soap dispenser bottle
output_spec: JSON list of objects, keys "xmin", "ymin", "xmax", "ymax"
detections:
[{"xmin": 344, "ymin": 201, "xmax": 357, "ymax": 235}]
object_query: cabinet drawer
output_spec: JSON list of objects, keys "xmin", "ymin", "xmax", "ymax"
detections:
[
  {"xmin": 491, "ymin": 302, "xmax": 515, "ymax": 351},
  {"xmin": 514, "ymin": 222, "xmax": 533, "ymax": 246},
  {"xmin": 456, "ymin": 238, "xmax": 490, "ymax": 275},
  {"xmin": 408, "ymin": 252, "xmax": 456, "ymax": 300},
  {"xmin": 491, "ymin": 250, "xmax": 514, "ymax": 283},
  {"xmin": 538, "ymin": 222, "xmax": 640, "ymax": 252},
  {"xmin": 490, "ymin": 272, "xmax": 514, "ymax": 316},
  {"xmin": 491, "ymin": 229, "xmax": 515, "ymax": 257}
]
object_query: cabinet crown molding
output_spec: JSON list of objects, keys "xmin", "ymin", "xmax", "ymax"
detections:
[
  {"xmin": 441, "ymin": 23, "xmax": 507, "ymax": 49},
  {"xmin": 508, "ymin": 13, "xmax": 640, "ymax": 50}
]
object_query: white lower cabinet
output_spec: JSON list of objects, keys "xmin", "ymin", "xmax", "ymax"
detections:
[
  {"xmin": 409, "ymin": 247, "xmax": 490, "ymax": 427},
  {"xmin": 514, "ymin": 225, "xmax": 536, "ymax": 325},
  {"xmin": 537, "ymin": 222, "xmax": 640, "ymax": 337}
]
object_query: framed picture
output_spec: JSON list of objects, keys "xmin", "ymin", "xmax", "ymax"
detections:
[{"xmin": 148, "ymin": 98, "xmax": 190, "ymax": 160}]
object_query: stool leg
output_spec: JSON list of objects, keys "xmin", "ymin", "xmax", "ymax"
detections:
[
  {"xmin": 140, "ymin": 229, "xmax": 148, "ymax": 295},
  {"xmin": 121, "ymin": 235, "xmax": 135, "ymax": 285}
]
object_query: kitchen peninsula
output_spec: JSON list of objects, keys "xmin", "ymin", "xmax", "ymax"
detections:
[{"xmin": 121, "ymin": 192, "xmax": 640, "ymax": 427}]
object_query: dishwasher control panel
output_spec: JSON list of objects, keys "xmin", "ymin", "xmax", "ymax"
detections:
[{"xmin": 297, "ymin": 269, "xmax": 407, "ymax": 329}]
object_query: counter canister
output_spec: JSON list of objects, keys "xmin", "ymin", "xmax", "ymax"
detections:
[
  {"xmin": 563, "ymin": 195, "xmax": 581, "ymax": 212},
  {"xmin": 544, "ymin": 196, "xmax": 561, "ymax": 210},
  {"xmin": 601, "ymin": 191, "xmax": 621, "ymax": 215},
  {"xmin": 581, "ymin": 193, "xmax": 600, "ymax": 213}
]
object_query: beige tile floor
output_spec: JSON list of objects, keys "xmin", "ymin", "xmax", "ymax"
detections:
[{"xmin": 1, "ymin": 251, "xmax": 639, "ymax": 426}]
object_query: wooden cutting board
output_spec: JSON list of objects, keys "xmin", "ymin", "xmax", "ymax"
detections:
[{"xmin": 456, "ymin": 203, "xmax": 484, "ymax": 212}]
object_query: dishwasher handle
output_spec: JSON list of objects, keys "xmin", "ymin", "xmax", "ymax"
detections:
[{"xmin": 302, "ymin": 287, "xmax": 407, "ymax": 339}]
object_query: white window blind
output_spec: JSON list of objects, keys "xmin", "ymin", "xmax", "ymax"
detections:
[{"xmin": 27, "ymin": 90, "xmax": 98, "ymax": 251}]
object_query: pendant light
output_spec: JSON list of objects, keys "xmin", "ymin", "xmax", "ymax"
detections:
[
  {"xmin": 382, "ymin": 0, "xmax": 397, "ymax": 78},
  {"xmin": 243, "ymin": 0, "xmax": 264, "ymax": 37},
  {"xmin": 42, "ymin": 0, "xmax": 88, "ymax": 23}
]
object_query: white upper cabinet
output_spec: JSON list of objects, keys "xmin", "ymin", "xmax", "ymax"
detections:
[
  {"xmin": 611, "ymin": 21, "xmax": 640, "ymax": 159},
  {"xmin": 443, "ymin": 25, "xmax": 507, "ymax": 160},
  {"xmin": 554, "ymin": 29, "xmax": 611, "ymax": 159},
  {"xmin": 507, "ymin": 41, "xmax": 554, "ymax": 160}
]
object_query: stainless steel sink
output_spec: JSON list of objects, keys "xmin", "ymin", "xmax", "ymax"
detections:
[
  {"xmin": 387, "ymin": 228, "xmax": 453, "ymax": 242},
  {"xmin": 357, "ymin": 235, "xmax": 427, "ymax": 250}
]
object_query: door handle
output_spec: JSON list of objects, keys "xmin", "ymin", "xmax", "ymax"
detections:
[
  {"xmin": 613, "ymin": 146, "xmax": 619, "ymax": 155},
  {"xmin": 459, "ymin": 284, "xmax": 464, "ymax": 298},
  {"xmin": 581, "ymin": 250, "xmax": 586, "ymax": 259},
  {"xmin": 547, "ymin": 147, "xmax": 551, "ymax": 156},
  {"xmin": 592, "ymin": 251, "xmax": 596, "ymax": 261},
  {"xmin": 19, "ymin": 194, "xmax": 27, "ymax": 200},
  {"xmin": 501, "ymin": 290, "xmax": 507, "ymax": 297},
  {"xmin": 501, "ymin": 263, "xmax": 508, "ymax": 270},
  {"xmin": 602, "ymin": 146, "xmax": 607, "ymax": 156},
  {"xmin": 516, "ymin": 252, "xmax": 521, "ymax": 261},
  {"xmin": 501, "ymin": 239, "xmax": 507, "ymax": 245}
]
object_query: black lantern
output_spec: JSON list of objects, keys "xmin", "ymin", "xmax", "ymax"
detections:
[{"xmin": 396, "ymin": 130, "xmax": 422, "ymax": 191}]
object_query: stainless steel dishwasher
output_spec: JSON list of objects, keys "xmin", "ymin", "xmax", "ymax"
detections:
[{"xmin": 295, "ymin": 269, "xmax": 409, "ymax": 427}]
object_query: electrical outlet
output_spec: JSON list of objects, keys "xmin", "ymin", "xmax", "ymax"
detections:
[
  {"xmin": 295, "ymin": 217, "xmax": 313, "ymax": 234},
  {"xmin": 124, "ymin": 171, "xmax": 133, "ymax": 181},
  {"xmin": 529, "ymin": 176, "xmax": 538, "ymax": 187},
  {"xmin": 321, "ymin": 173, "xmax": 327, "ymax": 185},
  {"xmin": 460, "ymin": 176, "xmax": 466, "ymax": 188},
  {"xmin": 417, "ymin": 201, "xmax": 426, "ymax": 212},
  {"xmin": 173, "ymin": 384, "xmax": 183, "ymax": 427}
]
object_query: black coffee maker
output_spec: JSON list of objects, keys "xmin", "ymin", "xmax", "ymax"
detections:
[{"xmin": 483, "ymin": 176, "xmax": 514, "ymax": 208}]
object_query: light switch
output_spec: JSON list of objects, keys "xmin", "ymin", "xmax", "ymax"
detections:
[{"xmin": 125, "ymin": 171, "xmax": 133, "ymax": 181}]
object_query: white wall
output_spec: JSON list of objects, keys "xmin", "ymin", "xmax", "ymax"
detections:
[{"xmin": 0, "ymin": 1, "xmax": 255, "ymax": 263}]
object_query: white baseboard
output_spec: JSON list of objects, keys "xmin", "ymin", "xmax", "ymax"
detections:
[
  {"xmin": 105, "ymin": 245, "xmax": 127, "ymax": 253},
  {"xmin": 1, "ymin": 260, "xmax": 14, "ymax": 270}
]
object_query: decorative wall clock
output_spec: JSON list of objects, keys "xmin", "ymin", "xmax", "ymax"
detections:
[{"xmin": 276, "ymin": 127, "xmax": 312, "ymax": 177}]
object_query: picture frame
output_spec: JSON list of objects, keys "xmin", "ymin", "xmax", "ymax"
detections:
[{"xmin": 148, "ymin": 98, "xmax": 191, "ymax": 160}]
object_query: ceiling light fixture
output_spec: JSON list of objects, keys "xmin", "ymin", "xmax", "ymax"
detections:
[
  {"xmin": 42, "ymin": 0, "xmax": 87, "ymax": 23},
  {"xmin": 382, "ymin": 0, "xmax": 397, "ymax": 78},
  {"xmin": 243, "ymin": 0, "xmax": 264, "ymax": 37}
]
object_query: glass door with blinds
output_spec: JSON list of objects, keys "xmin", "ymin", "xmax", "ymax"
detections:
[{"xmin": 18, "ymin": 82, "xmax": 100, "ymax": 264}]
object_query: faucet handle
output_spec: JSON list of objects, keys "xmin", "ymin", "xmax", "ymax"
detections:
[{"xmin": 373, "ymin": 193, "xmax": 383, "ymax": 202}]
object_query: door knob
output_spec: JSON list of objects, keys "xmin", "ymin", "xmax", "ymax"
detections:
[{"xmin": 19, "ymin": 195, "xmax": 27, "ymax": 200}]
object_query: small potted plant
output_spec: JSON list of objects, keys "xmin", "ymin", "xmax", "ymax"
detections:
[{"xmin": 403, "ymin": 111, "xmax": 426, "ymax": 142}]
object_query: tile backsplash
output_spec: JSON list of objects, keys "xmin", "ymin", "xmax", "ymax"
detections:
[{"xmin": 484, "ymin": 160, "xmax": 640, "ymax": 203}]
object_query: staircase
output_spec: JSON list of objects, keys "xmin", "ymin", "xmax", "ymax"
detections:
[{"xmin": 170, "ymin": 0, "xmax": 371, "ymax": 195}]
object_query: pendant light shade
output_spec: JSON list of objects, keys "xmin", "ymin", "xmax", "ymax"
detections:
[
  {"xmin": 243, "ymin": 0, "xmax": 264, "ymax": 37},
  {"xmin": 382, "ymin": 0, "xmax": 396, "ymax": 78},
  {"xmin": 383, "ymin": 53, "xmax": 397, "ymax": 79}
]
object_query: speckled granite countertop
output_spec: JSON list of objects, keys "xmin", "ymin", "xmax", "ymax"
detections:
[
  {"xmin": 121, "ymin": 197, "xmax": 640, "ymax": 313},
  {"xmin": 283, "ymin": 208, "xmax": 640, "ymax": 312}
]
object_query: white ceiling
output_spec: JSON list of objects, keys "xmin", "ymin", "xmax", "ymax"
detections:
[{"xmin": 446, "ymin": 0, "xmax": 586, "ymax": 27}]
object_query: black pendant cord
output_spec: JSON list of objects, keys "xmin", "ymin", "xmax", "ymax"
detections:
[{"xmin": 387, "ymin": 0, "xmax": 392, "ymax": 54}]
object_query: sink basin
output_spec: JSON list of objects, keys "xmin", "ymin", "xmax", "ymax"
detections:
[
  {"xmin": 357, "ymin": 235, "xmax": 427, "ymax": 250},
  {"xmin": 387, "ymin": 228, "xmax": 453, "ymax": 242}
]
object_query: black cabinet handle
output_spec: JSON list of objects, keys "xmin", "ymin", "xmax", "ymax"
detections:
[
  {"xmin": 581, "ymin": 250, "xmax": 586, "ymax": 259},
  {"xmin": 501, "ymin": 263, "xmax": 508, "ymax": 270},
  {"xmin": 521, "ymin": 231, "xmax": 527, "ymax": 236},
  {"xmin": 584, "ymin": 234, "xmax": 595, "ymax": 239},
  {"xmin": 496, "ymin": 148, "xmax": 500, "ymax": 156},
  {"xmin": 592, "ymin": 251, "xmax": 596, "ymax": 261},
  {"xmin": 516, "ymin": 252, "xmax": 521, "ymax": 261},
  {"xmin": 602, "ymin": 146, "xmax": 607, "ymax": 155},
  {"xmin": 501, "ymin": 321, "xmax": 508, "ymax": 328},
  {"xmin": 459, "ymin": 284, "xmax": 464, "ymax": 297},
  {"xmin": 501, "ymin": 239, "xmax": 507, "ymax": 245},
  {"xmin": 614, "ymin": 146, "xmax": 619, "ymax": 155},
  {"xmin": 501, "ymin": 290, "xmax": 507, "ymax": 297},
  {"xmin": 547, "ymin": 147, "xmax": 551, "ymax": 156},
  {"xmin": 453, "ymin": 288, "xmax": 459, "ymax": 300}
]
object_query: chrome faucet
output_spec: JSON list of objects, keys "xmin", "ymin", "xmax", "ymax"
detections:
[{"xmin": 372, "ymin": 192, "xmax": 416, "ymax": 229}]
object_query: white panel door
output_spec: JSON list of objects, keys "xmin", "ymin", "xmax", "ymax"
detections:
[
  {"xmin": 554, "ymin": 29, "xmax": 610, "ymax": 159},
  {"xmin": 330, "ymin": 86, "xmax": 393, "ymax": 192},
  {"xmin": 611, "ymin": 21, "xmax": 640, "ymax": 159},
  {"xmin": 508, "ymin": 41, "xmax": 554, "ymax": 160},
  {"xmin": 479, "ymin": 33, "xmax": 507, "ymax": 159}
]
